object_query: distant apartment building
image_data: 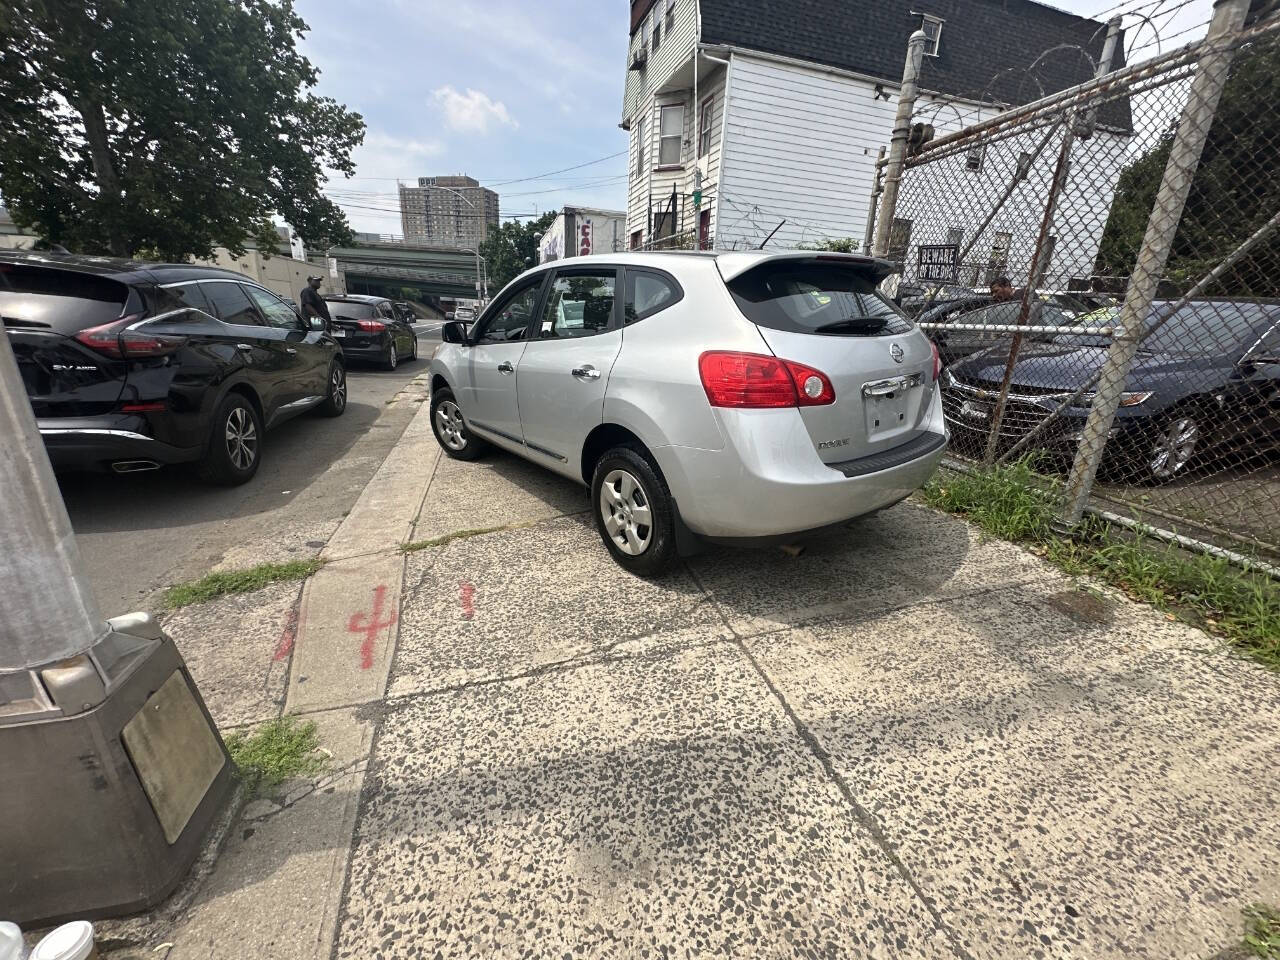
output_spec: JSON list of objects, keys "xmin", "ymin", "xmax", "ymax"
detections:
[{"xmin": 398, "ymin": 176, "xmax": 499, "ymax": 249}]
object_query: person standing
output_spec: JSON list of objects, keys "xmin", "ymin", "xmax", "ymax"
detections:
[
  {"xmin": 990, "ymin": 276, "xmax": 1016, "ymax": 302},
  {"xmin": 300, "ymin": 275, "xmax": 331, "ymax": 326}
]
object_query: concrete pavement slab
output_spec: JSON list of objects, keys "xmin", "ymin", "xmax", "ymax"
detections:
[
  {"xmin": 745, "ymin": 587, "xmax": 1280, "ymax": 960},
  {"xmin": 689, "ymin": 501, "xmax": 1061, "ymax": 637},
  {"xmin": 390, "ymin": 514, "xmax": 721, "ymax": 697},
  {"xmin": 337, "ymin": 640, "xmax": 958, "ymax": 959},
  {"xmin": 410, "ymin": 450, "xmax": 587, "ymax": 544},
  {"xmin": 162, "ymin": 582, "xmax": 300, "ymax": 728},
  {"xmin": 285, "ymin": 552, "xmax": 405, "ymax": 714},
  {"xmin": 162, "ymin": 706, "xmax": 375, "ymax": 960},
  {"xmin": 322, "ymin": 400, "xmax": 440, "ymax": 562}
]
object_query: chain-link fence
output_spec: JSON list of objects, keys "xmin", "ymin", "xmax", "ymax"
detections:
[{"xmin": 881, "ymin": 3, "xmax": 1280, "ymax": 563}]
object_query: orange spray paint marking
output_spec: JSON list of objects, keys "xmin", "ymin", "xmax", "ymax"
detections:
[{"xmin": 347, "ymin": 584, "xmax": 396, "ymax": 670}]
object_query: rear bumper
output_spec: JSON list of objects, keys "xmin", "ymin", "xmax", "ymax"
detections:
[
  {"xmin": 653, "ymin": 387, "xmax": 948, "ymax": 539},
  {"xmin": 38, "ymin": 415, "xmax": 201, "ymax": 472},
  {"xmin": 332, "ymin": 332, "xmax": 389, "ymax": 361}
]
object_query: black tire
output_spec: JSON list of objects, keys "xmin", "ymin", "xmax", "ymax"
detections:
[
  {"xmin": 430, "ymin": 387, "xmax": 488, "ymax": 461},
  {"xmin": 590, "ymin": 445, "xmax": 677, "ymax": 576},
  {"xmin": 408, "ymin": 333, "xmax": 419, "ymax": 362},
  {"xmin": 317, "ymin": 360, "xmax": 347, "ymax": 417},
  {"xmin": 1108, "ymin": 410, "xmax": 1203, "ymax": 485},
  {"xmin": 197, "ymin": 392, "xmax": 263, "ymax": 486},
  {"xmin": 384, "ymin": 334, "xmax": 398, "ymax": 371}
]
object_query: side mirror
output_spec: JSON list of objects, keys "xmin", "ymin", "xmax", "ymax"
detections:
[
  {"xmin": 441, "ymin": 320, "xmax": 468, "ymax": 345},
  {"xmin": 308, "ymin": 316, "xmax": 326, "ymax": 331}
]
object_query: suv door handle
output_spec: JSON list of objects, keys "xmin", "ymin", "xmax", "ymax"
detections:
[
  {"xmin": 236, "ymin": 343, "xmax": 254, "ymax": 352},
  {"xmin": 285, "ymin": 347, "xmax": 297, "ymax": 355},
  {"xmin": 497, "ymin": 361, "xmax": 514, "ymax": 375},
  {"xmin": 572, "ymin": 365, "xmax": 601, "ymax": 381}
]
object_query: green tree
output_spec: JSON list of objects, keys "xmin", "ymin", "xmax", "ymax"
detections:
[
  {"xmin": 0, "ymin": 0, "xmax": 364, "ymax": 260},
  {"xmin": 1094, "ymin": 37, "xmax": 1280, "ymax": 294},
  {"xmin": 479, "ymin": 212, "xmax": 557, "ymax": 293}
]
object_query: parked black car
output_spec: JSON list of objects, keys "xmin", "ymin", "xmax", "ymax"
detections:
[
  {"xmin": 324, "ymin": 294, "xmax": 418, "ymax": 370},
  {"xmin": 1, "ymin": 252, "xmax": 346, "ymax": 485},
  {"xmin": 923, "ymin": 292, "xmax": 1120, "ymax": 366},
  {"xmin": 942, "ymin": 300, "xmax": 1280, "ymax": 482}
]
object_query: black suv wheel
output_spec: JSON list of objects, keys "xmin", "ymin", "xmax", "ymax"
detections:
[{"xmin": 198, "ymin": 393, "xmax": 262, "ymax": 485}]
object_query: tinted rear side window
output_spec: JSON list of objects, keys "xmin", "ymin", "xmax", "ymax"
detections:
[
  {"xmin": 625, "ymin": 270, "xmax": 682, "ymax": 324},
  {"xmin": 328, "ymin": 300, "xmax": 376, "ymax": 320},
  {"xmin": 204, "ymin": 282, "xmax": 261, "ymax": 326},
  {"xmin": 727, "ymin": 262, "xmax": 913, "ymax": 337},
  {"xmin": 0, "ymin": 264, "xmax": 128, "ymax": 333}
]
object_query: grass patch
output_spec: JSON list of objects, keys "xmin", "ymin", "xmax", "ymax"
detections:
[
  {"xmin": 224, "ymin": 717, "xmax": 328, "ymax": 793},
  {"xmin": 401, "ymin": 525, "xmax": 510, "ymax": 553},
  {"xmin": 161, "ymin": 558, "xmax": 322, "ymax": 609},
  {"xmin": 1243, "ymin": 904, "xmax": 1280, "ymax": 958},
  {"xmin": 922, "ymin": 460, "xmax": 1280, "ymax": 669}
]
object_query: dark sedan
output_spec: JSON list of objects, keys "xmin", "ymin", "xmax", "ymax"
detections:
[
  {"xmin": 324, "ymin": 294, "xmax": 418, "ymax": 370},
  {"xmin": 942, "ymin": 300, "xmax": 1280, "ymax": 482},
  {"xmin": 2, "ymin": 252, "xmax": 347, "ymax": 485}
]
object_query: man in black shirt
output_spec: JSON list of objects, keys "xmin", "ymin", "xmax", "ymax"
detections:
[{"xmin": 300, "ymin": 276, "xmax": 331, "ymax": 326}]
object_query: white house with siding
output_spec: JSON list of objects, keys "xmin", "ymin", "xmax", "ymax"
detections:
[{"xmin": 622, "ymin": 0, "xmax": 1130, "ymax": 286}]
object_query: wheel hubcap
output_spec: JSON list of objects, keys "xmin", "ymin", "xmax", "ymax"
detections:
[
  {"xmin": 599, "ymin": 469, "xmax": 652, "ymax": 556},
  {"xmin": 389, "ymin": 342, "xmax": 397, "ymax": 368},
  {"xmin": 332, "ymin": 368, "xmax": 346, "ymax": 408},
  {"xmin": 225, "ymin": 407, "xmax": 258, "ymax": 471},
  {"xmin": 1150, "ymin": 416, "xmax": 1198, "ymax": 479},
  {"xmin": 435, "ymin": 400, "xmax": 467, "ymax": 451}
]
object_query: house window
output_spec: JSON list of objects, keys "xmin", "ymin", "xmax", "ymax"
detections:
[
  {"xmin": 641, "ymin": 14, "xmax": 649, "ymax": 52},
  {"xmin": 888, "ymin": 217, "xmax": 912, "ymax": 264},
  {"xmin": 659, "ymin": 103, "xmax": 684, "ymax": 166},
  {"xmin": 631, "ymin": 229, "xmax": 643, "ymax": 250},
  {"xmin": 920, "ymin": 15, "xmax": 943, "ymax": 56},
  {"xmin": 652, "ymin": 9, "xmax": 661, "ymax": 50},
  {"xmin": 698, "ymin": 95, "xmax": 714, "ymax": 156},
  {"xmin": 666, "ymin": 0, "xmax": 676, "ymax": 32},
  {"xmin": 1016, "ymin": 150, "xmax": 1034, "ymax": 180},
  {"xmin": 986, "ymin": 231, "xmax": 1012, "ymax": 284},
  {"xmin": 946, "ymin": 226, "xmax": 964, "ymax": 249},
  {"xmin": 635, "ymin": 117, "xmax": 646, "ymax": 178},
  {"xmin": 965, "ymin": 142, "xmax": 986, "ymax": 172}
]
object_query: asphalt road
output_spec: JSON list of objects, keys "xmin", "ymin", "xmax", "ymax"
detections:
[{"xmin": 60, "ymin": 327, "xmax": 441, "ymax": 616}]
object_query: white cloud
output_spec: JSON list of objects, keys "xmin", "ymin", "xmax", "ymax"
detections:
[{"xmin": 432, "ymin": 86, "xmax": 518, "ymax": 134}]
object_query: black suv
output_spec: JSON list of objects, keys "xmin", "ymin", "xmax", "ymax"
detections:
[
  {"xmin": 2, "ymin": 252, "xmax": 346, "ymax": 485},
  {"xmin": 324, "ymin": 294, "xmax": 418, "ymax": 370}
]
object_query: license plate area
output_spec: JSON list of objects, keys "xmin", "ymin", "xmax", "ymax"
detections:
[
  {"xmin": 861, "ymin": 374, "xmax": 922, "ymax": 442},
  {"xmin": 332, "ymin": 329, "xmax": 347, "ymax": 338}
]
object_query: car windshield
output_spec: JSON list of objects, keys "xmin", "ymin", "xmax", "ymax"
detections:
[
  {"xmin": 329, "ymin": 300, "xmax": 377, "ymax": 320},
  {"xmin": 1055, "ymin": 301, "xmax": 1275, "ymax": 356},
  {"xmin": 727, "ymin": 261, "xmax": 913, "ymax": 336}
]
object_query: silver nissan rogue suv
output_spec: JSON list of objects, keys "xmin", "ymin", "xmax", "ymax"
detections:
[{"xmin": 428, "ymin": 251, "xmax": 947, "ymax": 574}]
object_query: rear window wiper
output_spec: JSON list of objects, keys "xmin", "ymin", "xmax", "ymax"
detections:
[{"xmin": 812, "ymin": 316, "xmax": 890, "ymax": 335}]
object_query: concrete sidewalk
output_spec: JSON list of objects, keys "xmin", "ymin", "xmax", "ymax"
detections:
[{"xmin": 124, "ymin": 398, "xmax": 1280, "ymax": 960}]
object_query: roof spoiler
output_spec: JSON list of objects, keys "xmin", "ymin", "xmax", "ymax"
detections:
[{"xmin": 715, "ymin": 250, "xmax": 897, "ymax": 284}]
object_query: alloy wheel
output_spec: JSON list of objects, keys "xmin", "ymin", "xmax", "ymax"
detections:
[
  {"xmin": 1149, "ymin": 416, "xmax": 1198, "ymax": 479},
  {"xmin": 435, "ymin": 400, "xmax": 467, "ymax": 451},
  {"xmin": 388, "ymin": 338, "xmax": 397, "ymax": 369},
  {"xmin": 331, "ymin": 366, "xmax": 347, "ymax": 410},
  {"xmin": 599, "ymin": 469, "xmax": 653, "ymax": 555},
  {"xmin": 225, "ymin": 406, "xmax": 258, "ymax": 471}
]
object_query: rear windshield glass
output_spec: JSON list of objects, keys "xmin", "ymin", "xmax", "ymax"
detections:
[
  {"xmin": 0, "ymin": 264, "xmax": 128, "ymax": 333},
  {"xmin": 727, "ymin": 262, "xmax": 913, "ymax": 336},
  {"xmin": 328, "ymin": 300, "xmax": 376, "ymax": 320}
]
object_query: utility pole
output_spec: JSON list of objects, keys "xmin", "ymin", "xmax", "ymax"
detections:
[
  {"xmin": 1059, "ymin": 0, "xmax": 1252, "ymax": 526},
  {"xmin": 0, "ymin": 325, "xmax": 233, "ymax": 924},
  {"xmin": 873, "ymin": 30, "xmax": 928, "ymax": 259}
]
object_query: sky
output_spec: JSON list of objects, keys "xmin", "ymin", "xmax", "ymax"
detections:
[{"xmin": 297, "ymin": 0, "xmax": 1216, "ymax": 237}]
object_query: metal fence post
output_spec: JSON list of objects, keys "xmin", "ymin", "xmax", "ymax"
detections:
[
  {"xmin": 872, "ymin": 30, "xmax": 928, "ymax": 258},
  {"xmin": 1058, "ymin": 0, "xmax": 1252, "ymax": 527},
  {"xmin": 0, "ymin": 327, "xmax": 105, "ymax": 670},
  {"xmin": 863, "ymin": 146, "xmax": 887, "ymax": 255}
]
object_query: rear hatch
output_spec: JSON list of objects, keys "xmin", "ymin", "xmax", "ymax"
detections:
[
  {"xmin": 721, "ymin": 254, "xmax": 937, "ymax": 464},
  {"xmin": 0, "ymin": 262, "xmax": 134, "ymax": 417},
  {"xmin": 327, "ymin": 300, "xmax": 385, "ymax": 349}
]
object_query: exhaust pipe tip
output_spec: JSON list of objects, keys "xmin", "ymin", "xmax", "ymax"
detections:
[{"xmin": 111, "ymin": 460, "xmax": 161, "ymax": 474}]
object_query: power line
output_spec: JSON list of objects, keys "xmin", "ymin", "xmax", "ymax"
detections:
[{"xmin": 332, "ymin": 149, "xmax": 628, "ymax": 187}]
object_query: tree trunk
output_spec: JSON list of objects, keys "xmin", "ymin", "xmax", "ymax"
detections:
[{"xmin": 75, "ymin": 97, "xmax": 128, "ymax": 257}]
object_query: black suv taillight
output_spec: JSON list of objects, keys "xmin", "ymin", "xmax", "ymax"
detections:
[{"xmin": 75, "ymin": 315, "xmax": 185, "ymax": 359}]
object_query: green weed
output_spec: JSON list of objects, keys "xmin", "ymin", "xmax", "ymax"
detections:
[
  {"xmin": 401, "ymin": 525, "xmax": 511, "ymax": 553},
  {"xmin": 224, "ymin": 717, "xmax": 327, "ymax": 793},
  {"xmin": 1243, "ymin": 904, "xmax": 1280, "ymax": 958},
  {"xmin": 161, "ymin": 558, "xmax": 322, "ymax": 609},
  {"xmin": 923, "ymin": 462, "xmax": 1280, "ymax": 669}
]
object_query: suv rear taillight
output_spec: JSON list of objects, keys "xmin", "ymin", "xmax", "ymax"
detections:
[
  {"xmin": 75, "ymin": 315, "xmax": 184, "ymax": 359},
  {"xmin": 358, "ymin": 320, "xmax": 386, "ymax": 332},
  {"xmin": 698, "ymin": 351, "xmax": 836, "ymax": 409}
]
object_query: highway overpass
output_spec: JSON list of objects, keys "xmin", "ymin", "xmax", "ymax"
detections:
[{"xmin": 324, "ymin": 239, "xmax": 483, "ymax": 300}]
